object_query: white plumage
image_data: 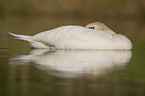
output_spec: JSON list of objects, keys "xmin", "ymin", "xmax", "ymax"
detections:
[{"xmin": 9, "ymin": 22, "xmax": 132, "ymax": 50}]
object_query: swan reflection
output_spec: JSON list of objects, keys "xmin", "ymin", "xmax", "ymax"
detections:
[{"xmin": 10, "ymin": 49, "xmax": 132, "ymax": 78}]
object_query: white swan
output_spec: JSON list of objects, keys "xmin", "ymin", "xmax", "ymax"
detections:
[{"xmin": 9, "ymin": 22, "xmax": 132, "ymax": 50}]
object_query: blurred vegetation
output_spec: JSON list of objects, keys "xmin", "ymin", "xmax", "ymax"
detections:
[
  {"xmin": 0, "ymin": 0, "xmax": 145, "ymax": 19},
  {"xmin": 0, "ymin": 0, "xmax": 145, "ymax": 49}
]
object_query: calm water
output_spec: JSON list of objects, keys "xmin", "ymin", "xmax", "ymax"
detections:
[{"xmin": 0, "ymin": 16, "xmax": 145, "ymax": 96}]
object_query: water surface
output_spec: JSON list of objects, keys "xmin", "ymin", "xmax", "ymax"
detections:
[{"xmin": 0, "ymin": 16, "xmax": 145, "ymax": 96}]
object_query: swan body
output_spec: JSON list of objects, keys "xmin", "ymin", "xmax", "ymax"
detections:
[{"xmin": 9, "ymin": 22, "xmax": 132, "ymax": 50}]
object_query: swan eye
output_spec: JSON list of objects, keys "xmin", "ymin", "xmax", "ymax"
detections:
[{"xmin": 88, "ymin": 27, "xmax": 95, "ymax": 29}]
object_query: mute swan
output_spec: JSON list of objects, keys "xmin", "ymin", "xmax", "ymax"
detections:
[{"xmin": 9, "ymin": 22, "xmax": 132, "ymax": 50}]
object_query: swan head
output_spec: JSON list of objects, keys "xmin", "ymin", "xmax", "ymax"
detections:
[{"xmin": 86, "ymin": 22, "xmax": 116, "ymax": 36}]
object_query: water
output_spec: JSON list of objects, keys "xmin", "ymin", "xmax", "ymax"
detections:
[{"xmin": 0, "ymin": 16, "xmax": 145, "ymax": 96}]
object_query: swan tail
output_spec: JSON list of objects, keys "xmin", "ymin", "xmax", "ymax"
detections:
[
  {"xmin": 9, "ymin": 32, "xmax": 50, "ymax": 49},
  {"xmin": 8, "ymin": 32, "xmax": 32, "ymax": 40}
]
